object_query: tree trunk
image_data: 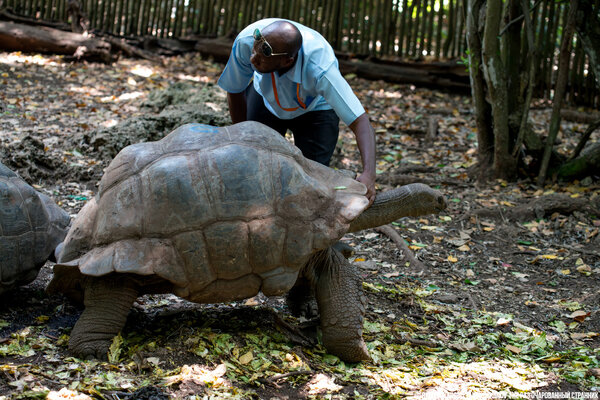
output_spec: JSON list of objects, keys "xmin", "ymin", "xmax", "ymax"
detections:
[
  {"xmin": 537, "ymin": 0, "xmax": 578, "ymax": 186},
  {"xmin": 574, "ymin": 0, "xmax": 600, "ymax": 89},
  {"xmin": 482, "ymin": 0, "xmax": 517, "ymax": 179},
  {"xmin": 504, "ymin": 0, "xmax": 523, "ymax": 118},
  {"xmin": 512, "ymin": 0, "xmax": 538, "ymax": 157},
  {"xmin": 466, "ymin": 0, "xmax": 494, "ymax": 179}
]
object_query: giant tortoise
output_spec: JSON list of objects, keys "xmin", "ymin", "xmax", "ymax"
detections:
[
  {"xmin": 0, "ymin": 162, "xmax": 70, "ymax": 295},
  {"xmin": 48, "ymin": 121, "xmax": 446, "ymax": 362}
]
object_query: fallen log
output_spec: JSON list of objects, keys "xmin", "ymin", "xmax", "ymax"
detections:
[
  {"xmin": 194, "ymin": 37, "xmax": 471, "ymax": 92},
  {"xmin": 337, "ymin": 58, "xmax": 470, "ymax": 92},
  {"xmin": 0, "ymin": 21, "xmax": 113, "ymax": 62},
  {"xmin": 561, "ymin": 109, "xmax": 600, "ymax": 124},
  {"xmin": 194, "ymin": 37, "xmax": 233, "ymax": 63}
]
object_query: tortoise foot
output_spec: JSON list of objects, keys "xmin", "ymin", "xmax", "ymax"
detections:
[{"xmin": 69, "ymin": 338, "xmax": 111, "ymax": 361}]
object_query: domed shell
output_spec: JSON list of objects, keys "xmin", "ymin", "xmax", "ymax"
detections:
[
  {"xmin": 0, "ymin": 162, "xmax": 70, "ymax": 294},
  {"xmin": 58, "ymin": 122, "xmax": 368, "ymax": 301}
]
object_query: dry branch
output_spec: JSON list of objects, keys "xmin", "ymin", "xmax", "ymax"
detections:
[
  {"xmin": 375, "ymin": 224, "xmax": 426, "ymax": 272},
  {"xmin": 471, "ymin": 193, "xmax": 600, "ymax": 222}
]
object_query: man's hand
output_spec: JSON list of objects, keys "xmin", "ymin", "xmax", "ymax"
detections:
[
  {"xmin": 356, "ymin": 172, "xmax": 376, "ymax": 206},
  {"xmin": 349, "ymin": 113, "xmax": 377, "ymax": 206},
  {"xmin": 227, "ymin": 92, "xmax": 248, "ymax": 123}
]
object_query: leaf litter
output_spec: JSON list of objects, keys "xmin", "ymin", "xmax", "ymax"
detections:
[{"xmin": 0, "ymin": 51, "xmax": 599, "ymax": 399}]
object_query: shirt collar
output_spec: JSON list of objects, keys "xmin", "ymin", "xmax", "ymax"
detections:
[{"xmin": 277, "ymin": 48, "xmax": 303, "ymax": 83}]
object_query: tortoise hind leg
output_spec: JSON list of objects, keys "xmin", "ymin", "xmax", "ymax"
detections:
[
  {"xmin": 310, "ymin": 248, "xmax": 370, "ymax": 362},
  {"xmin": 69, "ymin": 274, "xmax": 138, "ymax": 360}
]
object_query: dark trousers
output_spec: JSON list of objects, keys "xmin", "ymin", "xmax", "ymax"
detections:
[{"xmin": 245, "ymin": 84, "xmax": 340, "ymax": 166}]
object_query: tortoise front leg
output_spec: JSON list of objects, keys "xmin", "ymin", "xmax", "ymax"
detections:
[
  {"xmin": 69, "ymin": 274, "xmax": 138, "ymax": 360},
  {"xmin": 311, "ymin": 248, "xmax": 370, "ymax": 362},
  {"xmin": 288, "ymin": 243, "xmax": 354, "ymax": 319}
]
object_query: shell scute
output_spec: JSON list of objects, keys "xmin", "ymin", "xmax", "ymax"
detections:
[
  {"xmin": 204, "ymin": 221, "xmax": 251, "ymax": 280},
  {"xmin": 140, "ymin": 154, "xmax": 213, "ymax": 235},
  {"xmin": 248, "ymin": 217, "xmax": 286, "ymax": 273}
]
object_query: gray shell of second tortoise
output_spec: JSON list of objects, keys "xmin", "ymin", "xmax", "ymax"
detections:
[
  {"xmin": 0, "ymin": 162, "xmax": 70, "ymax": 294},
  {"xmin": 56, "ymin": 121, "xmax": 369, "ymax": 303}
]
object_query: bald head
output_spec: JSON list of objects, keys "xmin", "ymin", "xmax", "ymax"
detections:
[{"xmin": 262, "ymin": 21, "xmax": 302, "ymax": 57}]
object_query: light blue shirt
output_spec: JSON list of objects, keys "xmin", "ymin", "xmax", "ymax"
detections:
[{"xmin": 218, "ymin": 18, "xmax": 365, "ymax": 126}]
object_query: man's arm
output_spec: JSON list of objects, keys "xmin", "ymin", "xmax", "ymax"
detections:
[
  {"xmin": 227, "ymin": 92, "xmax": 248, "ymax": 124},
  {"xmin": 349, "ymin": 113, "xmax": 376, "ymax": 205}
]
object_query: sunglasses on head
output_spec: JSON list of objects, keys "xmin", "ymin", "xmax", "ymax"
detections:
[{"xmin": 253, "ymin": 28, "xmax": 288, "ymax": 57}]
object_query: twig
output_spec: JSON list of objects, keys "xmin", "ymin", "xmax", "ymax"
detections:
[
  {"xmin": 426, "ymin": 116, "xmax": 439, "ymax": 143},
  {"xmin": 559, "ymin": 243, "xmax": 600, "ymax": 258},
  {"xmin": 566, "ymin": 118, "xmax": 600, "ymax": 161},
  {"xmin": 271, "ymin": 311, "xmax": 314, "ymax": 347},
  {"xmin": 42, "ymin": 332, "xmax": 58, "ymax": 340},
  {"xmin": 466, "ymin": 292, "xmax": 478, "ymax": 311},
  {"xmin": 375, "ymin": 225, "xmax": 426, "ymax": 272},
  {"xmin": 393, "ymin": 332, "xmax": 439, "ymax": 348},
  {"xmin": 267, "ymin": 370, "xmax": 313, "ymax": 383},
  {"xmin": 408, "ymin": 313, "xmax": 438, "ymax": 322},
  {"xmin": 499, "ymin": 0, "xmax": 544, "ymax": 37}
]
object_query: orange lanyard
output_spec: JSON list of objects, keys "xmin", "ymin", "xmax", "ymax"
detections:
[{"xmin": 271, "ymin": 72, "xmax": 306, "ymax": 111}]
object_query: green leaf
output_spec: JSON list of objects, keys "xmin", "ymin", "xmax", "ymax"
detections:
[
  {"xmin": 549, "ymin": 320, "xmax": 567, "ymax": 333},
  {"xmin": 107, "ymin": 334, "xmax": 123, "ymax": 363}
]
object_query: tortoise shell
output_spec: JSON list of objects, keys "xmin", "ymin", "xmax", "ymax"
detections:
[
  {"xmin": 57, "ymin": 121, "xmax": 368, "ymax": 302},
  {"xmin": 0, "ymin": 162, "xmax": 70, "ymax": 294}
]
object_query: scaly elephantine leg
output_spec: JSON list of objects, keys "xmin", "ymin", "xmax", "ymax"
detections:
[
  {"xmin": 286, "ymin": 277, "xmax": 318, "ymax": 319},
  {"xmin": 69, "ymin": 274, "xmax": 138, "ymax": 360},
  {"xmin": 309, "ymin": 248, "xmax": 370, "ymax": 362},
  {"xmin": 287, "ymin": 245, "xmax": 354, "ymax": 319}
]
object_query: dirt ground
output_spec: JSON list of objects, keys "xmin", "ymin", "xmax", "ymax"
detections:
[{"xmin": 0, "ymin": 52, "xmax": 599, "ymax": 399}]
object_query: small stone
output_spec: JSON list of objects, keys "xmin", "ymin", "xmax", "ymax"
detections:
[
  {"xmin": 435, "ymin": 293, "xmax": 459, "ymax": 304},
  {"xmin": 356, "ymin": 260, "xmax": 378, "ymax": 270}
]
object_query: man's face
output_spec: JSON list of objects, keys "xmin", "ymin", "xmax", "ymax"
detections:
[{"xmin": 250, "ymin": 36, "xmax": 288, "ymax": 74}]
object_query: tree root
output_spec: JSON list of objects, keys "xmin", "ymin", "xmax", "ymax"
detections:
[
  {"xmin": 375, "ymin": 225, "xmax": 426, "ymax": 273},
  {"xmin": 470, "ymin": 193, "xmax": 600, "ymax": 222}
]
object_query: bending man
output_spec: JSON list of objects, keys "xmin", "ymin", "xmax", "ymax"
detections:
[{"xmin": 218, "ymin": 18, "xmax": 376, "ymax": 204}]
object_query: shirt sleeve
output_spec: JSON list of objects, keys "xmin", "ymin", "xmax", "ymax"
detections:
[
  {"xmin": 217, "ymin": 36, "xmax": 254, "ymax": 94},
  {"xmin": 314, "ymin": 67, "xmax": 365, "ymax": 126}
]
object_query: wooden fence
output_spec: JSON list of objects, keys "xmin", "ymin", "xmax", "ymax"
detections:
[{"xmin": 2, "ymin": 0, "xmax": 598, "ymax": 107}]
